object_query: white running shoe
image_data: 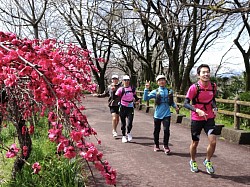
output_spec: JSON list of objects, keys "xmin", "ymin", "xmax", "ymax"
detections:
[
  {"xmin": 122, "ymin": 136, "xmax": 127, "ymax": 143},
  {"xmin": 127, "ymin": 133, "xmax": 132, "ymax": 142},
  {"xmin": 112, "ymin": 130, "xmax": 118, "ymax": 137}
]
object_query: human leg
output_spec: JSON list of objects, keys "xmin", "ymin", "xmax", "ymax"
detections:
[
  {"xmin": 189, "ymin": 120, "xmax": 202, "ymax": 172},
  {"xmin": 162, "ymin": 117, "xmax": 171, "ymax": 154},
  {"xmin": 190, "ymin": 140, "xmax": 199, "ymax": 161},
  {"xmin": 119, "ymin": 106, "xmax": 127, "ymax": 136},
  {"xmin": 110, "ymin": 106, "xmax": 120, "ymax": 137},
  {"xmin": 203, "ymin": 119, "xmax": 217, "ymax": 174},
  {"xmin": 126, "ymin": 107, "xmax": 134, "ymax": 134},
  {"xmin": 126, "ymin": 107, "xmax": 134, "ymax": 142},
  {"xmin": 162, "ymin": 117, "xmax": 171, "ymax": 147},
  {"xmin": 153, "ymin": 118, "xmax": 161, "ymax": 147},
  {"xmin": 204, "ymin": 119, "xmax": 217, "ymax": 161}
]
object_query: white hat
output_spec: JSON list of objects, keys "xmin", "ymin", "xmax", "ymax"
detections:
[
  {"xmin": 111, "ymin": 74, "xmax": 119, "ymax": 79},
  {"xmin": 156, "ymin": 75, "xmax": 166, "ymax": 81},
  {"xmin": 123, "ymin": 75, "xmax": 130, "ymax": 80}
]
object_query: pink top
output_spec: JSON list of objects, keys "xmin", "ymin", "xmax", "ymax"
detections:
[
  {"xmin": 186, "ymin": 81, "xmax": 216, "ymax": 121},
  {"xmin": 115, "ymin": 86, "xmax": 135, "ymax": 107}
]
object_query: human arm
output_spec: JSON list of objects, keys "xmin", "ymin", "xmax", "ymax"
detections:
[
  {"xmin": 184, "ymin": 98, "xmax": 207, "ymax": 118},
  {"xmin": 211, "ymin": 94, "xmax": 218, "ymax": 115},
  {"xmin": 143, "ymin": 80, "xmax": 156, "ymax": 101}
]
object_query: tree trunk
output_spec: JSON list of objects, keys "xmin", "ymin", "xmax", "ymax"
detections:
[{"xmin": 12, "ymin": 119, "xmax": 32, "ymax": 179}]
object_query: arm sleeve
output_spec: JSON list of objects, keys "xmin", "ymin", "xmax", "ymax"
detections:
[
  {"xmin": 211, "ymin": 84, "xmax": 217, "ymax": 108},
  {"xmin": 184, "ymin": 98, "xmax": 196, "ymax": 112},
  {"xmin": 143, "ymin": 89, "xmax": 155, "ymax": 101},
  {"xmin": 211, "ymin": 97, "xmax": 217, "ymax": 108}
]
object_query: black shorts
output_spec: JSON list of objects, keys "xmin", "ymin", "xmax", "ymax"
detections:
[
  {"xmin": 109, "ymin": 106, "xmax": 119, "ymax": 114},
  {"xmin": 191, "ymin": 118, "xmax": 216, "ymax": 141}
]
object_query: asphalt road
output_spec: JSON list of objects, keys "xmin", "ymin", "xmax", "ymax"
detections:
[{"xmin": 83, "ymin": 95, "xmax": 250, "ymax": 187}]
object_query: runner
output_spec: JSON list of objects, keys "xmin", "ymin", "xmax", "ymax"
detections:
[
  {"xmin": 184, "ymin": 64, "xmax": 218, "ymax": 174},
  {"xmin": 143, "ymin": 75, "xmax": 179, "ymax": 154},
  {"xmin": 93, "ymin": 75, "xmax": 121, "ymax": 137},
  {"xmin": 115, "ymin": 75, "xmax": 140, "ymax": 143}
]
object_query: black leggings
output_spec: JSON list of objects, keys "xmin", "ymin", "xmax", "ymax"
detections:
[
  {"xmin": 119, "ymin": 105, "xmax": 134, "ymax": 136},
  {"xmin": 154, "ymin": 116, "xmax": 171, "ymax": 147}
]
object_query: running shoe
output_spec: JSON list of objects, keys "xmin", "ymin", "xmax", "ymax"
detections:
[
  {"xmin": 122, "ymin": 136, "xmax": 127, "ymax": 143},
  {"xmin": 163, "ymin": 146, "xmax": 171, "ymax": 155},
  {"xmin": 203, "ymin": 159, "xmax": 215, "ymax": 174},
  {"xmin": 154, "ymin": 145, "xmax": 160, "ymax": 152},
  {"xmin": 190, "ymin": 160, "xmax": 199, "ymax": 173},
  {"xmin": 112, "ymin": 130, "xmax": 118, "ymax": 137},
  {"xmin": 127, "ymin": 133, "xmax": 132, "ymax": 142}
]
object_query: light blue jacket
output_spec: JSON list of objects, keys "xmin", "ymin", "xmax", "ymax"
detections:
[{"xmin": 143, "ymin": 87, "xmax": 177, "ymax": 119}]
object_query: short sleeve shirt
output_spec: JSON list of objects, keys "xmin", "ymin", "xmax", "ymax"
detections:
[{"xmin": 185, "ymin": 81, "xmax": 216, "ymax": 121}]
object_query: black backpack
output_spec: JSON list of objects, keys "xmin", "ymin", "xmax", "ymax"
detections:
[
  {"xmin": 120, "ymin": 86, "xmax": 137, "ymax": 103},
  {"xmin": 155, "ymin": 88, "xmax": 173, "ymax": 106},
  {"xmin": 192, "ymin": 82, "xmax": 216, "ymax": 105}
]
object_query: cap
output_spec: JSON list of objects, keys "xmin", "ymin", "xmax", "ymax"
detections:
[
  {"xmin": 123, "ymin": 75, "xmax": 130, "ymax": 80},
  {"xmin": 111, "ymin": 74, "xmax": 119, "ymax": 79},
  {"xmin": 156, "ymin": 75, "xmax": 166, "ymax": 81}
]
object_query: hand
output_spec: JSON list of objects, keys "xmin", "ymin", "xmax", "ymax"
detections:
[
  {"xmin": 145, "ymin": 80, "xmax": 150, "ymax": 89},
  {"xmin": 195, "ymin": 108, "xmax": 208, "ymax": 120},
  {"xmin": 175, "ymin": 107, "xmax": 179, "ymax": 114},
  {"xmin": 213, "ymin": 108, "xmax": 218, "ymax": 116},
  {"xmin": 135, "ymin": 99, "xmax": 140, "ymax": 104},
  {"xmin": 110, "ymin": 83, "xmax": 115, "ymax": 91}
]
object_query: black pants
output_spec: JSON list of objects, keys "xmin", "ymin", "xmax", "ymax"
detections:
[
  {"xmin": 154, "ymin": 116, "xmax": 171, "ymax": 147},
  {"xmin": 119, "ymin": 105, "xmax": 134, "ymax": 136}
]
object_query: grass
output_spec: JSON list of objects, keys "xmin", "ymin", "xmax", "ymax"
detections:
[{"xmin": 0, "ymin": 118, "xmax": 88, "ymax": 187}]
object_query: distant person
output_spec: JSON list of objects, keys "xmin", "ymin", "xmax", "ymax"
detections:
[
  {"xmin": 184, "ymin": 64, "xmax": 218, "ymax": 174},
  {"xmin": 93, "ymin": 75, "xmax": 121, "ymax": 137},
  {"xmin": 143, "ymin": 75, "xmax": 179, "ymax": 154},
  {"xmin": 115, "ymin": 75, "xmax": 140, "ymax": 143}
]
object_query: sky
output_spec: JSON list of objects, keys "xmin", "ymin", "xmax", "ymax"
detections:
[{"xmin": 198, "ymin": 38, "xmax": 245, "ymax": 77}]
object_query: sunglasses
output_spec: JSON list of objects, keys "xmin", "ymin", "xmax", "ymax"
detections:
[{"xmin": 123, "ymin": 79, "xmax": 130, "ymax": 81}]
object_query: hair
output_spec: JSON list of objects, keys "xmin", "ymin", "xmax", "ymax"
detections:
[{"xmin": 197, "ymin": 64, "xmax": 210, "ymax": 75}]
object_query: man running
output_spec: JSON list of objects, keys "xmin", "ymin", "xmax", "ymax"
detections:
[
  {"xmin": 93, "ymin": 75, "xmax": 121, "ymax": 137},
  {"xmin": 184, "ymin": 64, "xmax": 218, "ymax": 174},
  {"xmin": 143, "ymin": 75, "xmax": 179, "ymax": 154}
]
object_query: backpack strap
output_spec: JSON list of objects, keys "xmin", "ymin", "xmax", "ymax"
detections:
[
  {"xmin": 192, "ymin": 82, "xmax": 216, "ymax": 106},
  {"xmin": 121, "ymin": 86, "xmax": 137, "ymax": 103}
]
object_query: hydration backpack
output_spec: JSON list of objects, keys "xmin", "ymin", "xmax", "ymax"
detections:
[
  {"xmin": 120, "ymin": 86, "xmax": 137, "ymax": 103},
  {"xmin": 155, "ymin": 88, "xmax": 173, "ymax": 106},
  {"xmin": 192, "ymin": 82, "xmax": 216, "ymax": 105}
]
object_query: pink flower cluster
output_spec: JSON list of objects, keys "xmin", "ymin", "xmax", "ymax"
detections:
[{"xmin": 0, "ymin": 32, "xmax": 116, "ymax": 185}]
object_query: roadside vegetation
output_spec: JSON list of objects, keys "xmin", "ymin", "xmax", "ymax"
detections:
[{"xmin": 0, "ymin": 117, "xmax": 87, "ymax": 187}]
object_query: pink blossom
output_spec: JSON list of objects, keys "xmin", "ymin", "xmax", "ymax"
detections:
[
  {"xmin": 22, "ymin": 146, "xmax": 28, "ymax": 157},
  {"xmin": 70, "ymin": 131, "xmax": 83, "ymax": 142},
  {"xmin": 94, "ymin": 162, "xmax": 104, "ymax": 171},
  {"xmin": 29, "ymin": 125, "xmax": 34, "ymax": 134},
  {"xmin": 32, "ymin": 162, "xmax": 41, "ymax": 174},
  {"xmin": 64, "ymin": 146, "xmax": 76, "ymax": 159},
  {"xmin": 6, "ymin": 144, "xmax": 20, "ymax": 158},
  {"xmin": 57, "ymin": 139, "xmax": 69, "ymax": 153},
  {"xmin": 22, "ymin": 126, "xmax": 27, "ymax": 135}
]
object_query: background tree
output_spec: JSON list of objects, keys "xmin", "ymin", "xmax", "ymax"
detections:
[
  {"xmin": 0, "ymin": 0, "xmax": 48, "ymax": 39},
  {"xmin": 233, "ymin": 0, "xmax": 250, "ymax": 91}
]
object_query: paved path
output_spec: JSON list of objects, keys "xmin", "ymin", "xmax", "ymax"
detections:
[{"xmin": 83, "ymin": 95, "xmax": 250, "ymax": 187}]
